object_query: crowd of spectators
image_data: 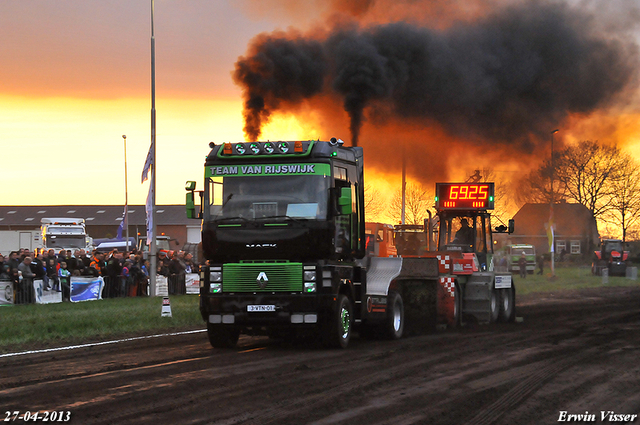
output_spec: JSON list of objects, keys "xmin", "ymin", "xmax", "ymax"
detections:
[{"xmin": 0, "ymin": 247, "xmax": 197, "ymax": 304}]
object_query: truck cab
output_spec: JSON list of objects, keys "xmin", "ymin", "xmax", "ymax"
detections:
[{"xmin": 187, "ymin": 139, "xmax": 369, "ymax": 348}]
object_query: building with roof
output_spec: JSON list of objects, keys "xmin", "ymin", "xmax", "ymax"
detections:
[
  {"xmin": 0, "ymin": 205, "xmax": 200, "ymax": 253},
  {"xmin": 509, "ymin": 201, "xmax": 600, "ymax": 260}
]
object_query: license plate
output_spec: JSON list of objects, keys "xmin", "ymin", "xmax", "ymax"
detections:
[{"xmin": 247, "ymin": 305, "xmax": 276, "ymax": 312}]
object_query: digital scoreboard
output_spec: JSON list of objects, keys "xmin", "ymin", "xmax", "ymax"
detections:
[{"xmin": 435, "ymin": 183, "xmax": 495, "ymax": 210}]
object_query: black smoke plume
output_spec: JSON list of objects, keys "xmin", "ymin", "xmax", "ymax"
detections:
[{"xmin": 233, "ymin": 2, "xmax": 638, "ymax": 148}]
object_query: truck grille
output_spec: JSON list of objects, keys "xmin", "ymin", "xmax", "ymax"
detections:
[{"xmin": 222, "ymin": 262, "xmax": 302, "ymax": 292}]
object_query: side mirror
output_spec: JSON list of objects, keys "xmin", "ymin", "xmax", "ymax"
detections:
[
  {"xmin": 186, "ymin": 192, "xmax": 197, "ymax": 219},
  {"xmin": 338, "ymin": 187, "xmax": 352, "ymax": 215},
  {"xmin": 185, "ymin": 181, "xmax": 196, "ymax": 191},
  {"xmin": 508, "ymin": 219, "xmax": 515, "ymax": 234}
]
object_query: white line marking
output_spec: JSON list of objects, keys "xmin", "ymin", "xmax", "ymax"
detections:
[{"xmin": 0, "ymin": 329, "xmax": 206, "ymax": 359}]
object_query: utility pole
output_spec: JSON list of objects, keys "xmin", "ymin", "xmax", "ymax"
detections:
[{"xmin": 550, "ymin": 129, "xmax": 559, "ymax": 277}]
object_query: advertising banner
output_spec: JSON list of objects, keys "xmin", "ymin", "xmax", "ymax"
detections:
[
  {"xmin": 0, "ymin": 280, "xmax": 13, "ymax": 305},
  {"xmin": 34, "ymin": 279, "xmax": 62, "ymax": 304},
  {"xmin": 155, "ymin": 275, "xmax": 168, "ymax": 296},
  {"xmin": 185, "ymin": 273, "xmax": 199, "ymax": 294},
  {"xmin": 70, "ymin": 277, "xmax": 104, "ymax": 302}
]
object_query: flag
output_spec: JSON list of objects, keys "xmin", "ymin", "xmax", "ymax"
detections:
[
  {"xmin": 545, "ymin": 205, "xmax": 555, "ymax": 253},
  {"xmin": 116, "ymin": 205, "xmax": 127, "ymax": 240},
  {"xmin": 141, "ymin": 142, "xmax": 153, "ymax": 183},
  {"xmin": 145, "ymin": 183, "xmax": 153, "ymax": 245}
]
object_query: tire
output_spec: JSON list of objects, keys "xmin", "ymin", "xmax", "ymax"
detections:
[
  {"xmin": 322, "ymin": 294, "xmax": 353, "ymax": 348},
  {"xmin": 489, "ymin": 286, "xmax": 500, "ymax": 323},
  {"xmin": 384, "ymin": 291, "xmax": 404, "ymax": 339},
  {"xmin": 498, "ymin": 286, "xmax": 516, "ymax": 323},
  {"xmin": 207, "ymin": 323, "xmax": 240, "ymax": 349}
]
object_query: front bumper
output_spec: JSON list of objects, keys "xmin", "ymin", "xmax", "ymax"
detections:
[{"xmin": 200, "ymin": 292, "xmax": 335, "ymax": 327}]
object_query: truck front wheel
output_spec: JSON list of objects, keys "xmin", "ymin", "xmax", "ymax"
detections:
[
  {"xmin": 322, "ymin": 294, "xmax": 353, "ymax": 348},
  {"xmin": 207, "ymin": 323, "xmax": 240, "ymax": 349}
]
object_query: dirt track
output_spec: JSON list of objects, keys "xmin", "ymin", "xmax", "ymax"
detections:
[{"xmin": 2, "ymin": 286, "xmax": 640, "ymax": 425}]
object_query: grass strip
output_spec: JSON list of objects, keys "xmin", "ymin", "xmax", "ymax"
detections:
[{"xmin": 0, "ymin": 295, "xmax": 203, "ymax": 353}]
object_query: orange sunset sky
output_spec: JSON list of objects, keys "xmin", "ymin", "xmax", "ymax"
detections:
[{"xmin": 2, "ymin": 0, "xmax": 640, "ymax": 208}]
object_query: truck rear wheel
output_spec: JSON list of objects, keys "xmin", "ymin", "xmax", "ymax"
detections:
[
  {"xmin": 490, "ymin": 286, "xmax": 500, "ymax": 323},
  {"xmin": 322, "ymin": 294, "xmax": 352, "ymax": 348},
  {"xmin": 499, "ymin": 286, "xmax": 516, "ymax": 323},
  {"xmin": 207, "ymin": 323, "xmax": 240, "ymax": 349},
  {"xmin": 384, "ymin": 291, "xmax": 404, "ymax": 339}
]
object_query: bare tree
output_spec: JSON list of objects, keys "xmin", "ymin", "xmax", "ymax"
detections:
[
  {"xmin": 604, "ymin": 155, "xmax": 640, "ymax": 242},
  {"xmin": 387, "ymin": 182, "xmax": 432, "ymax": 225},
  {"xmin": 364, "ymin": 184, "xmax": 386, "ymax": 222},
  {"xmin": 555, "ymin": 140, "xmax": 626, "ymax": 219},
  {"xmin": 513, "ymin": 157, "xmax": 567, "ymax": 205},
  {"xmin": 515, "ymin": 140, "xmax": 626, "ymax": 221}
]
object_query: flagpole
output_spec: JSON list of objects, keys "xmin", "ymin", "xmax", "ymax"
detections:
[
  {"xmin": 149, "ymin": 0, "xmax": 157, "ymax": 296},
  {"xmin": 123, "ymin": 135, "xmax": 129, "ymax": 253}
]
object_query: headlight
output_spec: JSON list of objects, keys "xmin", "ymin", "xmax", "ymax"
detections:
[
  {"xmin": 210, "ymin": 283, "xmax": 222, "ymax": 293},
  {"xmin": 209, "ymin": 271, "xmax": 222, "ymax": 282},
  {"xmin": 304, "ymin": 282, "xmax": 316, "ymax": 293},
  {"xmin": 303, "ymin": 271, "xmax": 316, "ymax": 281}
]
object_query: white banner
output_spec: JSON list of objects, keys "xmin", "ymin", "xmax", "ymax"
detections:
[
  {"xmin": 155, "ymin": 275, "xmax": 168, "ymax": 296},
  {"xmin": 185, "ymin": 273, "xmax": 199, "ymax": 294},
  {"xmin": 0, "ymin": 280, "xmax": 13, "ymax": 305},
  {"xmin": 34, "ymin": 279, "xmax": 63, "ymax": 304}
]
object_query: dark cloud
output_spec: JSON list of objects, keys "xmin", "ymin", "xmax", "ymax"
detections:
[{"xmin": 234, "ymin": 1, "xmax": 639, "ymax": 151}]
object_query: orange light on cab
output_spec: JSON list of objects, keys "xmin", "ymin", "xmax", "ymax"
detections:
[
  {"xmin": 223, "ymin": 143, "xmax": 232, "ymax": 155},
  {"xmin": 294, "ymin": 141, "xmax": 303, "ymax": 153}
]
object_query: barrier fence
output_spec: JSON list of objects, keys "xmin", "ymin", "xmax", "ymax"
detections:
[{"xmin": 0, "ymin": 273, "xmax": 200, "ymax": 305}]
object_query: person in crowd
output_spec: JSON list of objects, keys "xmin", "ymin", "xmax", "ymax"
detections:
[
  {"xmin": 121, "ymin": 259, "xmax": 132, "ymax": 296},
  {"xmin": 157, "ymin": 251, "xmax": 170, "ymax": 277},
  {"xmin": 17, "ymin": 256, "xmax": 35, "ymax": 304},
  {"xmin": 46, "ymin": 255, "xmax": 59, "ymax": 291},
  {"xmin": 537, "ymin": 254, "xmax": 544, "ymax": 275},
  {"xmin": 32, "ymin": 253, "xmax": 47, "ymax": 290},
  {"xmin": 169, "ymin": 251, "xmax": 186, "ymax": 295},
  {"xmin": 184, "ymin": 252, "xmax": 195, "ymax": 274},
  {"xmin": 65, "ymin": 250, "xmax": 78, "ymax": 274},
  {"xmin": 58, "ymin": 261, "xmax": 71, "ymax": 300},
  {"xmin": 7, "ymin": 251, "xmax": 22, "ymax": 293},
  {"xmin": 0, "ymin": 253, "xmax": 4, "ymax": 272},
  {"xmin": 106, "ymin": 249, "xmax": 123, "ymax": 298},
  {"xmin": 57, "ymin": 249, "xmax": 67, "ymax": 264},
  {"xmin": 89, "ymin": 251, "xmax": 105, "ymax": 277},
  {"xmin": 518, "ymin": 252, "xmax": 527, "ymax": 279},
  {"xmin": 79, "ymin": 249, "xmax": 92, "ymax": 270}
]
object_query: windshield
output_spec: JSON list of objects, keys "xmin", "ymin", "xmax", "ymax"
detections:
[
  {"xmin": 604, "ymin": 241, "xmax": 623, "ymax": 253},
  {"xmin": 511, "ymin": 247, "xmax": 534, "ymax": 255},
  {"xmin": 208, "ymin": 174, "xmax": 330, "ymax": 222},
  {"xmin": 46, "ymin": 236, "xmax": 85, "ymax": 249}
]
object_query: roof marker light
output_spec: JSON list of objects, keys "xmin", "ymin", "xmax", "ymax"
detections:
[
  {"xmin": 223, "ymin": 143, "xmax": 232, "ymax": 155},
  {"xmin": 294, "ymin": 141, "xmax": 303, "ymax": 153},
  {"xmin": 278, "ymin": 142, "xmax": 290, "ymax": 154},
  {"xmin": 264, "ymin": 142, "xmax": 275, "ymax": 154}
]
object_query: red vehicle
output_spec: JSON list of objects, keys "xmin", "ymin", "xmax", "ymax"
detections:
[
  {"xmin": 593, "ymin": 239, "xmax": 629, "ymax": 276},
  {"xmin": 365, "ymin": 222, "xmax": 397, "ymax": 258}
]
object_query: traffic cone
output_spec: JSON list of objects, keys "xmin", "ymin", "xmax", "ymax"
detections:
[{"xmin": 161, "ymin": 296, "xmax": 172, "ymax": 317}]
